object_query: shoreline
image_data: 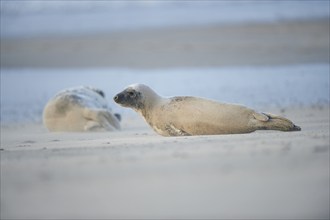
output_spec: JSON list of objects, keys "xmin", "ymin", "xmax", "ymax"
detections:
[{"xmin": 1, "ymin": 19, "xmax": 329, "ymax": 69}]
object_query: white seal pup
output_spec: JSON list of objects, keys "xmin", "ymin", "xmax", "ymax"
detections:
[
  {"xmin": 43, "ymin": 86, "xmax": 121, "ymax": 132},
  {"xmin": 113, "ymin": 84, "xmax": 301, "ymax": 136}
]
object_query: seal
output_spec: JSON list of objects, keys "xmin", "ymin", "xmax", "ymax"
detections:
[
  {"xmin": 113, "ymin": 84, "xmax": 301, "ymax": 136},
  {"xmin": 43, "ymin": 86, "xmax": 121, "ymax": 132}
]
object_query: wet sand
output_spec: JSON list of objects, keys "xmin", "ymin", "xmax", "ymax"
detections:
[{"xmin": 1, "ymin": 19, "xmax": 329, "ymax": 68}]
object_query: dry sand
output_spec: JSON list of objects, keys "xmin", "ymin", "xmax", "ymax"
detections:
[
  {"xmin": 1, "ymin": 19, "xmax": 329, "ymax": 68},
  {"xmin": 1, "ymin": 106, "xmax": 329, "ymax": 219}
]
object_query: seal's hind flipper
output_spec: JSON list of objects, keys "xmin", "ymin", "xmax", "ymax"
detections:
[{"xmin": 256, "ymin": 112, "xmax": 301, "ymax": 132}]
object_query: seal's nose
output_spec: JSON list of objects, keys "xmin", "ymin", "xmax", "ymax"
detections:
[{"xmin": 113, "ymin": 95, "xmax": 119, "ymax": 102}]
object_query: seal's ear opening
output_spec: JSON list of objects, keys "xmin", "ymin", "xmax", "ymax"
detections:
[{"xmin": 114, "ymin": 113, "xmax": 121, "ymax": 121}]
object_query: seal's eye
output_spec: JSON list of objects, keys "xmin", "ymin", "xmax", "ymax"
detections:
[{"xmin": 128, "ymin": 91, "xmax": 136, "ymax": 98}]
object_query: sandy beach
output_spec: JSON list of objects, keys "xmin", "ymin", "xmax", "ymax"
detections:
[
  {"xmin": 1, "ymin": 5, "xmax": 329, "ymax": 219},
  {"xmin": 1, "ymin": 105, "xmax": 329, "ymax": 219}
]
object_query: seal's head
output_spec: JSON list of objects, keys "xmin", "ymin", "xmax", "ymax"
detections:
[{"xmin": 113, "ymin": 84, "xmax": 160, "ymax": 111}]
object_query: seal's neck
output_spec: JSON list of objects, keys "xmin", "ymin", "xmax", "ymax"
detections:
[{"xmin": 140, "ymin": 94, "xmax": 167, "ymax": 121}]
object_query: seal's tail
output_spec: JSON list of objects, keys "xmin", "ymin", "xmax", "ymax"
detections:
[{"xmin": 259, "ymin": 113, "xmax": 301, "ymax": 132}]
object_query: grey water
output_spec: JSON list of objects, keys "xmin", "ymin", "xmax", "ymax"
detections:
[{"xmin": 1, "ymin": 64, "xmax": 329, "ymax": 123}]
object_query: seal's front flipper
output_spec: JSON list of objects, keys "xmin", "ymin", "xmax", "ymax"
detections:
[
  {"xmin": 83, "ymin": 108, "xmax": 120, "ymax": 131},
  {"xmin": 84, "ymin": 121, "xmax": 105, "ymax": 131},
  {"xmin": 253, "ymin": 112, "xmax": 269, "ymax": 122}
]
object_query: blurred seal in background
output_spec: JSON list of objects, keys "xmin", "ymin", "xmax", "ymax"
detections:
[{"xmin": 43, "ymin": 86, "xmax": 121, "ymax": 132}]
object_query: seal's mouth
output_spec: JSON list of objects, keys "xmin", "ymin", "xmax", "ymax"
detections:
[{"xmin": 113, "ymin": 92, "xmax": 131, "ymax": 107}]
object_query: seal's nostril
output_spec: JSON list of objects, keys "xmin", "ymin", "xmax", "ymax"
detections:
[{"xmin": 114, "ymin": 95, "xmax": 118, "ymax": 101}]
